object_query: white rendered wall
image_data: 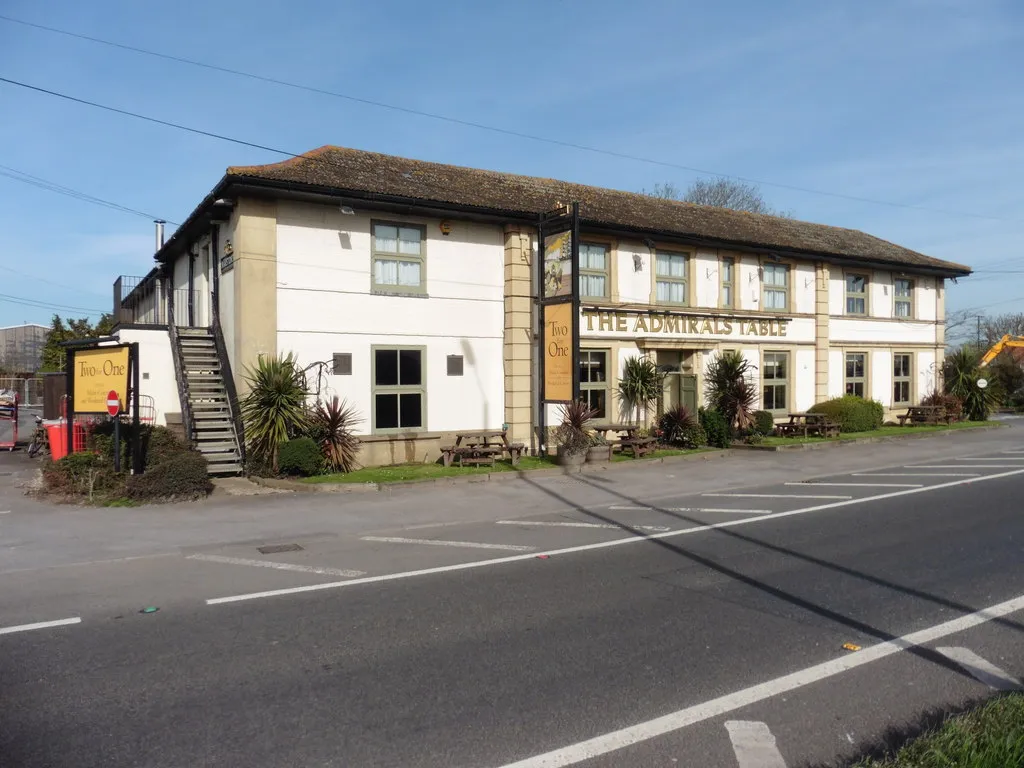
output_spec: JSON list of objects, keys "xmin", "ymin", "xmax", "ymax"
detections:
[
  {"xmin": 794, "ymin": 348, "xmax": 816, "ymax": 411},
  {"xmin": 114, "ymin": 327, "xmax": 177, "ymax": 426}
]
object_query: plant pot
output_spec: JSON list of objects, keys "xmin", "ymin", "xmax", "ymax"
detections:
[
  {"xmin": 556, "ymin": 445, "xmax": 587, "ymax": 467},
  {"xmin": 586, "ymin": 444, "xmax": 612, "ymax": 463}
]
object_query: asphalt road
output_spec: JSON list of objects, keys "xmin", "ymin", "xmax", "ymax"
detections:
[{"xmin": 1, "ymin": 432, "xmax": 1023, "ymax": 766}]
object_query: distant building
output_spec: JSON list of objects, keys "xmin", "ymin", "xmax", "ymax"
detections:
[{"xmin": 0, "ymin": 324, "xmax": 47, "ymax": 373}]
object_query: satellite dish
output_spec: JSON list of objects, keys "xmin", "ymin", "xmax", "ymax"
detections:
[{"xmin": 977, "ymin": 378, "xmax": 988, "ymax": 389}]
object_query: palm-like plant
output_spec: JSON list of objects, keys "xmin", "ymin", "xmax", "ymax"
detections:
[
  {"xmin": 943, "ymin": 347, "xmax": 999, "ymax": 421},
  {"xmin": 705, "ymin": 350, "xmax": 758, "ymax": 433},
  {"xmin": 313, "ymin": 396, "xmax": 361, "ymax": 473},
  {"xmin": 240, "ymin": 353, "xmax": 310, "ymax": 472},
  {"xmin": 555, "ymin": 399, "xmax": 598, "ymax": 455},
  {"xmin": 618, "ymin": 356, "xmax": 663, "ymax": 424}
]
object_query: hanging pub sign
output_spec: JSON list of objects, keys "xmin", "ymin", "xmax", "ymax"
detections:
[{"xmin": 538, "ymin": 202, "xmax": 580, "ymax": 408}]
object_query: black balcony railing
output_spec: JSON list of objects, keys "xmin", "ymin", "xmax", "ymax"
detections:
[{"xmin": 114, "ymin": 275, "xmax": 203, "ymax": 328}]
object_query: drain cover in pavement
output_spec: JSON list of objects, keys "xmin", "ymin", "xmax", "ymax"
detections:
[{"xmin": 257, "ymin": 543, "xmax": 304, "ymax": 554}]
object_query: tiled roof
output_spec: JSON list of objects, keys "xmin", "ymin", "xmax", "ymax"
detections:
[{"xmin": 227, "ymin": 146, "xmax": 971, "ymax": 276}]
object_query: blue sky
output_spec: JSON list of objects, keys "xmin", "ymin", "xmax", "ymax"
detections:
[{"xmin": 0, "ymin": 0, "xmax": 1022, "ymax": 328}]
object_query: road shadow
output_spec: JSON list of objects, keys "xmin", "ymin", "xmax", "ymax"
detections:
[{"xmin": 520, "ymin": 472, "xmax": 1024, "ymax": 685}]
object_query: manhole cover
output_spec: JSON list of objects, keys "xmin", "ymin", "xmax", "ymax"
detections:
[{"xmin": 258, "ymin": 543, "xmax": 304, "ymax": 554}]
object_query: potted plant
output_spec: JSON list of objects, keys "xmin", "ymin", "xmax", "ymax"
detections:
[
  {"xmin": 555, "ymin": 400, "xmax": 597, "ymax": 466},
  {"xmin": 586, "ymin": 432, "xmax": 612, "ymax": 463}
]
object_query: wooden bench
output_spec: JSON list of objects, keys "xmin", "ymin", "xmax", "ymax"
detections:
[
  {"xmin": 777, "ymin": 413, "xmax": 840, "ymax": 439},
  {"xmin": 897, "ymin": 406, "xmax": 949, "ymax": 426},
  {"xmin": 617, "ymin": 436, "xmax": 657, "ymax": 458},
  {"xmin": 441, "ymin": 430, "xmax": 524, "ymax": 467}
]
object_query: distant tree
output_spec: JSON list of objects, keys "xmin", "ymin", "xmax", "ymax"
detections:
[
  {"xmin": 644, "ymin": 177, "xmax": 793, "ymax": 217},
  {"xmin": 983, "ymin": 312, "xmax": 1024, "ymax": 345},
  {"xmin": 40, "ymin": 314, "xmax": 115, "ymax": 372}
]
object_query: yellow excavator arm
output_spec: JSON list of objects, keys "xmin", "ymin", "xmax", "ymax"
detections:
[{"xmin": 979, "ymin": 334, "xmax": 1024, "ymax": 368}]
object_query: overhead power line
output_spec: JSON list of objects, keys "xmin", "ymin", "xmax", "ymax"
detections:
[
  {"xmin": 0, "ymin": 13, "xmax": 1020, "ymax": 224},
  {"xmin": 0, "ymin": 291, "xmax": 106, "ymax": 315},
  {"xmin": 0, "ymin": 263, "xmax": 109, "ymax": 298},
  {"xmin": 0, "ymin": 164, "xmax": 176, "ymax": 224}
]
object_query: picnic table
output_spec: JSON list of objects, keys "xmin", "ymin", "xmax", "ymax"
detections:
[
  {"xmin": 776, "ymin": 412, "xmax": 840, "ymax": 439},
  {"xmin": 591, "ymin": 423, "xmax": 657, "ymax": 459},
  {"xmin": 897, "ymin": 405, "xmax": 951, "ymax": 426},
  {"xmin": 441, "ymin": 430, "xmax": 526, "ymax": 467}
]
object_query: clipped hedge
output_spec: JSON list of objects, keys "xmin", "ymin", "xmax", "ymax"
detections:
[
  {"xmin": 752, "ymin": 410, "xmax": 776, "ymax": 436},
  {"xmin": 126, "ymin": 451, "xmax": 212, "ymax": 501},
  {"xmin": 808, "ymin": 395, "xmax": 883, "ymax": 433},
  {"xmin": 699, "ymin": 407, "xmax": 731, "ymax": 448},
  {"xmin": 278, "ymin": 437, "xmax": 322, "ymax": 476}
]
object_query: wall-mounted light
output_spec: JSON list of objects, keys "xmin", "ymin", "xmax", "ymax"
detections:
[
  {"xmin": 339, "ymin": 205, "xmax": 355, "ymax": 215},
  {"xmin": 224, "ymin": 240, "xmax": 233, "ymax": 255},
  {"xmin": 439, "ymin": 221, "xmax": 452, "ymax": 236}
]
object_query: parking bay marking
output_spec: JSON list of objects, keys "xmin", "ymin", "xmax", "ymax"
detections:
[
  {"xmin": 361, "ymin": 536, "xmax": 535, "ymax": 552},
  {"xmin": 853, "ymin": 473, "xmax": 980, "ymax": 477},
  {"xmin": 703, "ymin": 493, "xmax": 852, "ymax": 500},
  {"xmin": 496, "ymin": 520, "xmax": 671, "ymax": 532},
  {"xmin": 608, "ymin": 505, "xmax": 772, "ymax": 515},
  {"xmin": 206, "ymin": 467, "xmax": 1024, "ymax": 605},
  {"xmin": 906, "ymin": 464, "xmax": 1024, "ymax": 469},
  {"xmin": 0, "ymin": 617, "xmax": 82, "ymax": 636},
  {"xmin": 187, "ymin": 554, "xmax": 365, "ymax": 578},
  {"xmin": 725, "ymin": 721, "xmax": 788, "ymax": 768},
  {"xmin": 494, "ymin": 592, "xmax": 1024, "ymax": 768},
  {"xmin": 935, "ymin": 647, "xmax": 1022, "ymax": 691},
  {"xmin": 785, "ymin": 482, "xmax": 922, "ymax": 488}
]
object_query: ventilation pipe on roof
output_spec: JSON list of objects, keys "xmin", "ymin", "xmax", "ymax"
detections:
[{"xmin": 154, "ymin": 220, "xmax": 166, "ymax": 252}]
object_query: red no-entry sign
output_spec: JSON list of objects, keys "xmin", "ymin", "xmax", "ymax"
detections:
[{"xmin": 107, "ymin": 390, "xmax": 120, "ymax": 417}]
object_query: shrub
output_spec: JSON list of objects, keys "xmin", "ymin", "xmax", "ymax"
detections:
[
  {"xmin": 142, "ymin": 426, "xmax": 186, "ymax": 468},
  {"xmin": 555, "ymin": 400, "xmax": 597, "ymax": 455},
  {"xmin": 618, "ymin": 357, "xmax": 663, "ymax": 424},
  {"xmin": 278, "ymin": 437, "xmax": 322, "ymax": 476},
  {"xmin": 240, "ymin": 352, "xmax": 310, "ymax": 472},
  {"xmin": 753, "ymin": 410, "xmax": 776, "ymax": 436},
  {"xmin": 699, "ymin": 407, "xmax": 731, "ymax": 448},
  {"xmin": 943, "ymin": 347, "xmax": 999, "ymax": 421},
  {"xmin": 659, "ymin": 405, "xmax": 706, "ymax": 448},
  {"xmin": 921, "ymin": 391, "xmax": 964, "ymax": 422},
  {"xmin": 126, "ymin": 452, "xmax": 212, "ymax": 501},
  {"xmin": 808, "ymin": 395, "xmax": 883, "ymax": 433},
  {"xmin": 42, "ymin": 452, "xmax": 125, "ymax": 500},
  {"xmin": 705, "ymin": 351, "xmax": 758, "ymax": 432},
  {"xmin": 311, "ymin": 396, "xmax": 361, "ymax": 473}
]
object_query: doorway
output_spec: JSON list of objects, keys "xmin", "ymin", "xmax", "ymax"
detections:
[{"xmin": 656, "ymin": 350, "xmax": 697, "ymax": 416}]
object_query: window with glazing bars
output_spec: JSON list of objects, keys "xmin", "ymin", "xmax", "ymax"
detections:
[
  {"xmin": 894, "ymin": 278, "xmax": 913, "ymax": 318},
  {"xmin": 655, "ymin": 251, "xmax": 688, "ymax": 305},
  {"xmin": 372, "ymin": 347, "xmax": 424, "ymax": 431},
  {"xmin": 845, "ymin": 274, "xmax": 868, "ymax": 315},
  {"xmin": 578, "ymin": 243, "xmax": 608, "ymax": 299},
  {"xmin": 720, "ymin": 257, "xmax": 734, "ymax": 308},
  {"xmin": 762, "ymin": 264, "xmax": 788, "ymax": 311},
  {"xmin": 893, "ymin": 353, "xmax": 912, "ymax": 405},
  {"xmin": 372, "ymin": 223, "xmax": 425, "ymax": 293},
  {"xmin": 579, "ymin": 350, "xmax": 608, "ymax": 418},
  {"xmin": 845, "ymin": 352, "xmax": 867, "ymax": 397}
]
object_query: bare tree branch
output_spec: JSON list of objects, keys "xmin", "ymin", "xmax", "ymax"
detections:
[{"xmin": 642, "ymin": 177, "xmax": 793, "ymax": 217}]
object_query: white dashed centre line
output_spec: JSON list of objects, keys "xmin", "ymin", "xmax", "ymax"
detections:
[
  {"xmin": 187, "ymin": 554, "xmax": 364, "ymax": 578},
  {"xmin": 495, "ymin": 520, "xmax": 670, "ymax": 532},
  {"xmin": 361, "ymin": 536, "xmax": 535, "ymax": 552},
  {"xmin": 853, "ymin": 473, "xmax": 980, "ymax": 477},
  {"xmin": 0, "ymin": 617, "xmax": 82, "ymax": 636},
  {"xmin": 725, "ymin": 721, "xmax": 788, "ymax": 768},
  {"xmin": 906, "ymin": 464, "xmax": 1024, "ymax": 469},
  {"xmin": 703, "ymin": 493, "xmax": 851, "ymax": 500},
  {"xmin": 935, "ymin": 647, "xmax": 1023, "ymax": 691}
]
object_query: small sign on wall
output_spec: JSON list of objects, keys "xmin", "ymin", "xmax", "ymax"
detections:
[{"xmin": 543, "ymin": 302, "xmax": 573, "ymax": 402}]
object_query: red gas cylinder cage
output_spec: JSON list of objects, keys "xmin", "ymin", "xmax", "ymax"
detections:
[{"xmin": 45, "ymin": 397, "xmax": 103, "ymax": 461}]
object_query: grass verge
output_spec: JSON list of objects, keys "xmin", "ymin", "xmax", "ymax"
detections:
[
  {"xmin": 302, "ymin": 447, "xmax": 717, "ymax": 484},
  {"xmin": 852, "ymin": 694, "xmax": 1024, "ymax": 768},
  {"xmin": 760, "ymin": 421, "xmax": 1000, "ymax": 447}
]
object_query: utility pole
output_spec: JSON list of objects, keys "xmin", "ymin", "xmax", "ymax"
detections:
[{"xmin": 977, "ymin": 315, "xmax": 982, "ymax": 348}]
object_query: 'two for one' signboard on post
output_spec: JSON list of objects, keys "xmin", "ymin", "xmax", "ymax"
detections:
[{"xmin": 72, "ymin": 346, "xmax": 130, "ymax": 413}]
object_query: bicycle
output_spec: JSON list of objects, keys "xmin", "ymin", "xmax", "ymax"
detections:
[{"xmin": 27, "ymin": 416, "xmax": 48, "ymax": 458}]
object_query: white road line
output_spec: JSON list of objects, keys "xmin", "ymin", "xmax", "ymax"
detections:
[
  {"xmin": 0, "ymin": 617, "xmax": 82, "ymax": 636},
  {"xmin": 959, "ymin": 457, "xmax": 1024, "ymax": 461},
  {"xmin": 608, "ymin": 505, "xmax": 773, "ymax": 514},
  {"xmin": 361, "ymin": 536, "xmax": 535, "ymax": 552},
  {"xmin": 0, "ymin": 510, "xmax": 10, "ymax": 515},
  {"xmin": 935, "ymin": 646, "xmax": 1023, "ymax": 691},
  {"xmin": 206, "ymin": 468, "xmax": 1024, "ymax": 605},
  {"xmin": 494, "ymin": 593, "xmax": 1024, "ymax": 768},
  {"xmin": 495, "ymin": 520, "xmax": 670, "ymax": 532},
  {"xmin": 703, "ymin": 493, "xmax": 851, "ymax": 500},
  {"xmin": 725, "ymin": 721, "xmax": 788, "ymax": 768},
  {"xmin": 853, "ymin": 473, "xmax": 980, "ymax": 477},
  {"xmin": 187, "ymin": 554, "xmax": 364, "ymax": 578},
  {"xmin": 906, "ymin": 465, "xmax": 1024, "ymax": 469},
  {"xmin": 785, "ymin": 482, "xmax": 922, "ymax": 488}
]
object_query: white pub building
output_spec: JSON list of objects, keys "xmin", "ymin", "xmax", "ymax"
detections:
[{"xmin": 111, "ymin": 146, "xmax": 970, "ymax": 472}]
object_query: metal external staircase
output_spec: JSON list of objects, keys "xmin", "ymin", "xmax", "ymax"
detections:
[{"xmin": 175, "ymin": 327, "xmax": 243, "ymax": 475}]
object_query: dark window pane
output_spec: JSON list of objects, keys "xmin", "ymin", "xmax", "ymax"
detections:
[
  {"xmin": 375, "ymin": 394, "xmax": 398, "ymax": 429},
  {"xmin": 399, "ymin": 349, "xmax": 422, "ymax": 386},
  {"xmin": 764, "ymin": 390, "xmax": 773, "ymax": 410},
  {"xmin": 399, "ymin": 393, "xmax": 422, "ymax": 428},
  {"xmin": 375, "ymin": 350, "xmax": 398, "ymax": 386},
  {"xmin": 585, "ymin": 389, "xmax": 607, "ymax": 419}
]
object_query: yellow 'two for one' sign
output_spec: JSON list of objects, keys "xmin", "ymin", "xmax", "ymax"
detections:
[
  {"xmin": 543, "ymin": 303, "xmax": 573, "ymax": 402},
  {"xmin": 72, "ymin": 346, "xmax": 130, "ymax": 413}
]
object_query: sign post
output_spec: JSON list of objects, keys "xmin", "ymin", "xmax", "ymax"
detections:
[
  {"xmin": 537, "ymin": 202, "xmax": 580, "ymax": 452},
  {"xmin": 108, "ymin": 390, "xmax": 121, "ymax": 473}
]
